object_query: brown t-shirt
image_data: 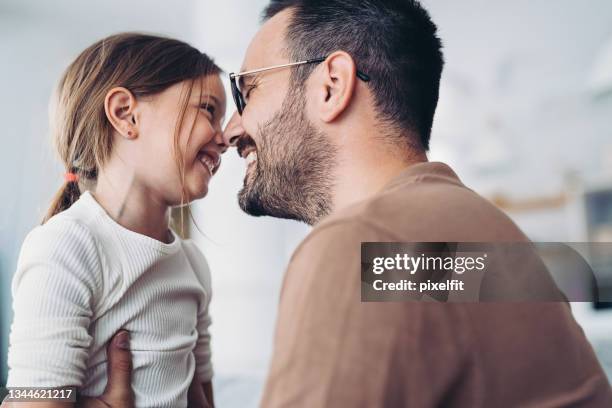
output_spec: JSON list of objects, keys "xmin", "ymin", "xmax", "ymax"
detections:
[{"xmin": 260, "ymin": 161, "xmax": 612, "ymax": 407}]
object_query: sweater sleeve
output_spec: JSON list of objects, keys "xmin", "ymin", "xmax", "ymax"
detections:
[
  {"xmin": 7, "ymin": 217, "xmax": 101, "ymax": 387},
  {"xmin": 182, "ymin": 240, "xmax": 214, "ymax": 382}
]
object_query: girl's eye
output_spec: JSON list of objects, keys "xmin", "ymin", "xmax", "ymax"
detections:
[{"xmin": 200, "ymin": 104, "xmax": 216, "ymax": 116}]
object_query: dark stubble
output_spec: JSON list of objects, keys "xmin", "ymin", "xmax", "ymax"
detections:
[{"xmin": 237, "ymin": 87, "xmax": 336, "ymax": 225}]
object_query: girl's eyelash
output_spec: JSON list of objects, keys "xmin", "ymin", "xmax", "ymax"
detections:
[{"xmin": 200, "ymin": 103, "xmax": 215, "ymax": 115}]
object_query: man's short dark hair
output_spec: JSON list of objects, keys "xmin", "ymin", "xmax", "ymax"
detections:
[{"xmin": 263, "ymin": 0, "xmax": 444, "ymax": 151}]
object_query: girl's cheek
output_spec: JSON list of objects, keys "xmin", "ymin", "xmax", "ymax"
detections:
[{"xmin": 198, "ymin": 118, "xmax": 217, "ymax": 143}]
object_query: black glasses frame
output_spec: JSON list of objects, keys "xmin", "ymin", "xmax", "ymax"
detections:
[{"xmin": 229, "ymin": 56, "xmax": 370, "ymax": 115}]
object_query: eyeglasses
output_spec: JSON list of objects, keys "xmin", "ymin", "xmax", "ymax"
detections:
[{"xmin": 229, "ymin": 56, "xmax": 370, "ymax": 115}]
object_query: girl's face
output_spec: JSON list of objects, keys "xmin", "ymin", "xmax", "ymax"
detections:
[{"xmin": 132, "ymin": 74, "xmax": 227, "ymax": 206}]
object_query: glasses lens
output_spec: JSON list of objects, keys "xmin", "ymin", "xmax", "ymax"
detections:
[{"xmin": 229, "ymin": 75, "xmax": 244, "ymax": 115}]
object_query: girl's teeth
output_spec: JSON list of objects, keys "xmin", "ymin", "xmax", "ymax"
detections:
[{"xmin": 199, "ymin": 154, "xmax": 214, "ymax": 174}]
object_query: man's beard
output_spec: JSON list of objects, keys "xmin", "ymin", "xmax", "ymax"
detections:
[{"xmin": 237, "ymin": 88, "xmax": 336, "ymax": 225}]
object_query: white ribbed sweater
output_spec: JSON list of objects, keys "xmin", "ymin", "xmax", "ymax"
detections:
[{"xmin": 7, "ymin": 191, "xmax": 213, "ymax": 407}]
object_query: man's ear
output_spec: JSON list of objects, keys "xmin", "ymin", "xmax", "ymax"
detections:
[
  {"xmin": 104, "ymin": 87, "xmax": 138, "ymax": 139},
  {"xmin": 314, "ymin": 51, "xmax": 358, "ymax": 123}
]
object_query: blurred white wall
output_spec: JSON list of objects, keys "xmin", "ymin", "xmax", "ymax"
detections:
[{"xmin": 425, "ymin": 0, "xmax": 612, "ymax": 204}]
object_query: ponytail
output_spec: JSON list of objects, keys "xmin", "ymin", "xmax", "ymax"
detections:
[{"xmin": 41, "ymin": 170, "xmax": 82, "ymax": 225}]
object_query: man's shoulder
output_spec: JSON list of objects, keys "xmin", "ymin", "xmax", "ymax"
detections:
[
  {"xmin": 286, "ymin": 160, "xmax": 529, "ymax": 275},
  {"xmin": 316, "ymin": 163, "xmax": 528, "ymax": 242},
  {"xmin": 294, "ymin": 217, "xmax": 390, "ymax": 259}
]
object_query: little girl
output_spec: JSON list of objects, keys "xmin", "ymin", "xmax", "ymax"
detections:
[{"xmin": 6, "ymin": 33, "xmax": 227, "ymax": 407}]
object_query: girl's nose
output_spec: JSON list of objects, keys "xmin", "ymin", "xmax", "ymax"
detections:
[
  {"xmin": 213, "ymin": 125, "xmax": 228, "ymax": 153},
  {"xmin": 214, "ymin": 131, "xmax": 228, "ymax": 154}
]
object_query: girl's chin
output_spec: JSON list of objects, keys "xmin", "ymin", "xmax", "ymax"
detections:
[
  {"xmin": 185, "ymin": 167, "xmax": 211, "ymax": 200},
  {"xmin": 173, "ymin": 182, "xmax": 209, "ymax": 205}
]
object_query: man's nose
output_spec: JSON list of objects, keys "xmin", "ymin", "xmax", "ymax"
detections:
[{"xmin": 222, "ymin": 111, "xmax": 244, "ymax": 147}]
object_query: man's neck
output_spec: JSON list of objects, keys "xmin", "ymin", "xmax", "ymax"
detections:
[{"xmin": 330, "ymin": 147, "xmax": 427, "ymax": 217}]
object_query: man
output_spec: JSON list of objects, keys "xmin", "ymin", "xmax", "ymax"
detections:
[
  {"xmin": 45, "ymin": 0, "xmax": 612, "ymax": 406},
  {"xmin": 218, "ymin": 1, "xmax": 612, "ymax": 406}
]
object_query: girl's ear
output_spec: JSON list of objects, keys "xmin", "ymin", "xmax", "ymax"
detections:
[{"xmin": 104, "ymin": 87, "xmax": 138, "ymax": 139}]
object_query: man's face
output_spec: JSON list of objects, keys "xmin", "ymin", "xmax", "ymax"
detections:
[{"xmin": 230, "ymin": 9, "xmax": 337, "ymax": 225}]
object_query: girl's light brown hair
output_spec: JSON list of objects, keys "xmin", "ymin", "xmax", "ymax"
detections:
[{"xmin": 43, "ymin": 32, "xmax": 221, "ymax": 227}]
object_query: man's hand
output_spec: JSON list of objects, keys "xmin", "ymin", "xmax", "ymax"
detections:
[
  {"xmin": 78, "ymin": 330, "xmax": 134, "ymax": 407},
  {"xmin": 0, "ymin": 331, "xmax": 134, "ymax": 408},
  {"xmin": 187, "ymin": 374, "xmax": 213, "ymax": 408}
]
